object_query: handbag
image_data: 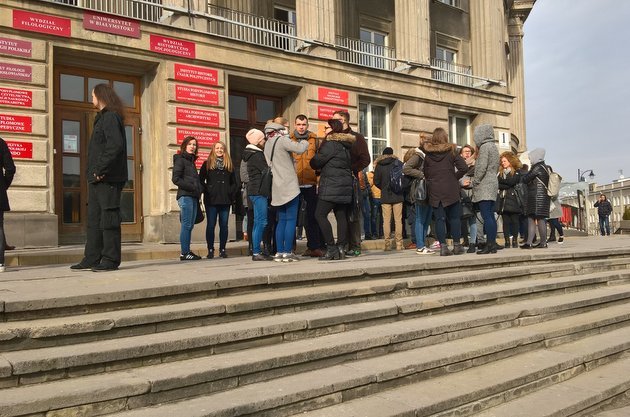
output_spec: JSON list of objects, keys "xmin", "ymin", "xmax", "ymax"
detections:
[
  {"xmin": 195, "ymin": 200, "xmax": 205, "ymax": 224},
  {"xmin": 258, "ymin": 138, "xmax": 278, "ymax": 198},
  {"xmin": 413, "ymin": 178, "xmax": 427, "ymax": 204}
]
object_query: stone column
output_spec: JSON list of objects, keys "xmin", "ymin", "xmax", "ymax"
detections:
[
  {"xmin": 394, "ymin": 0, "xmax": 430, "ymax": 65},
  {"xmin": 469, "ymin": 0, "xmax": 507, "ymax": 82},
  {"xmin": 295, "ymin": 0, "xmax": 338, "ymax": 58},
  {"xmin": 508, "ymin": 15, "xmax": 527, "ymax": 152}
]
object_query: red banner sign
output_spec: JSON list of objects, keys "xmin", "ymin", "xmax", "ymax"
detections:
[
  {"xmin": 13, "ymin": 10, "xmax": 71, "ymax": 38},
  {"xmin": 83, "ymin": 11, "xmax": 141, "ymax": 38},
  {"xmin": 0, "ymin": 114, "xmax": 32, "ymax": 133},
  {"xmin": 195, "ymin": 151, "xmax": 210, "ymax": 169},
  {"xmin": 150, "ymin": 35, "xmax": 195, "ymax": 59},
  {"xmin": 0, "ymin": 63, "xmax": 32, "ymax": 83},
  {"xmin": 176, "ymin": 128, "xmax": 220, "ymax": 148},
  {"xmin": 174, "ymin": 64, "xmax": 218, "ymax": 86},
  {"xmin": 0, "ymin": 37, "xmax": 32, "ymax": 58},
  {"xmin": 6, "ymin": 140, "xmax": 33, "ymax": 159},
  {"xmin": 175, "ymin": 84, "xmax": 219, "ymax": 106},
  {"xmin": 0, "ymin": 88, "xmax": 32, "ymax": 107},
  {"xmin": 176, "ymin": 107, "xmax": 219, "ymax": 127},
  {"xmin": 318, "ymin": 87, "xmax": 349, "ymax": 105},
  {"xmin": 317, "ymin": 105, "xmax": 348, "ymax": 121}
]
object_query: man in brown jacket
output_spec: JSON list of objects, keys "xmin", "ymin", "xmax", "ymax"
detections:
[{"xmin": 291, "ymin": 114, "xmax": 323, "ymax": 257}]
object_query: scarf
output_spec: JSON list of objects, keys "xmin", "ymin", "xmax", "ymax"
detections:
[
  {"xmin": 293, "ymin": 130, "xmax": 310, "ymax": 140},
  {"xmin": 216, "ymin": 157, "xmax": 225, "ymax": 171}
]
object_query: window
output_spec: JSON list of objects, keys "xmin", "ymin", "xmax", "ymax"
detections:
[
  {"xmin": 436, "ymin": 46, "xmax": 456, "ymax": 64},
  {"xmin": 438, "ymin": 0, "xmax": 461, "ymax": 8},
  {"xmin": 274, "ymin": 7, "xmax": 296, "ymax": 25},
  {"xmin": 273, "ymin": 6, "xmax": 296, "ymax": 51},
  {"xmin": 449, "ymin": 115, "xmax": 470, "ymax": 147},
  {"xmin": 360, "ymin": 28, "xmax": 387, "ymax": 69},
  {"xmin": 359, "ymin": 102, "xmax": 389, "ymax": 168}
]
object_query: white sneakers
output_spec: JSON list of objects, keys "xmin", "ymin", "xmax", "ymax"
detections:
[
  {"xmin": 0, "ymin": 264, "xmax": 5, "ymax": 272},
  {"xmin": 416, "ymin": 246, "xmax": 435, "ymax": 255}
]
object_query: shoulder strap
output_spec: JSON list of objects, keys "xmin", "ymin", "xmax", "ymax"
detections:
[{"xmin": 269, "ymin": 137, "xmax": 279, "ymax": 166}]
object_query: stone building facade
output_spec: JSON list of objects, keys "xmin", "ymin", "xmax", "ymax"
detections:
[{"xmin": 0, "ymin": 0, "xmax": 535, "ymax": 247}]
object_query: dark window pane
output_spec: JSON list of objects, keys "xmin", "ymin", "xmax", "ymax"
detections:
[
  {"xmin": 124, "ymin": 125, "xmax": 134, "ymax": 157},
  {"xmin": 125, "ymin": 160, "xmax": 134, "ymax": 190},
  {"xmin": 87, "ymin": 78, "xmax": 108, "ymax": 102},
  {"xmin": 256, "ymin": 99, "xmax": 276, "ymax": 122},
  {"xmin": 63, "ymin": 191, "xmax": 81, "ymax": 223},
  {"xmin": 62, "ymin": 156, "xmax": 81, "ymax": 187},
  {"xmin": 60, "ymin": 74, "xmax": 84, "ymax": 102},
  {"xmin": 114, "ymin": 81, "xmax": 135, "ymax": 107},
  {"xmin": 229, "ymin": 95, "xmax": 248, "ymax": 120},
  {"xmin": 62, "ymin": 120, "xmax": 80, "ymax": 153},
  {"xmin": 121, "ymin": 191, "xmax": 135, "ymax": 223}
]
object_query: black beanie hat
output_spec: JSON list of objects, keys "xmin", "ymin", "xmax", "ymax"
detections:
[{"xmin": 382, "ymin": 147, "xmax": 394, "ymax": 155}]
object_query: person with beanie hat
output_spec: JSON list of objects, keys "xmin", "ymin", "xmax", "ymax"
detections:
[
  {"xmin": 520, "ymin": 147, "xmax": 551, "ymax": 249},
  {"xmin": 246, "ymin": 128, "xmax": 265, "ymax": 146},
  {"xmin": 374, "ymin": 146, "xmax": 405, "ymax": 251},
  {"xmin": 472, "ymin": 124, "xmax": 500, "ymax": 254},
  {"xmin": 264, "ymin": 119, "xmax": 309, "ymax": 262}
]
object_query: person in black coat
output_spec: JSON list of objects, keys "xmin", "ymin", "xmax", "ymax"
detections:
[
  {"xmin": 243, "ymin": 129, "xmax": 271, "ymax": 261},
  {"xmin": 310, "ymin": 119, "xmax": 355, "ymax": 260},
  {"xmin": 71, "ymin": 84, "xmax": 128, "ymax": 272},
  {"xmin": 0, "ymin": 137, "xmax": 16, "ymax": 272},
  {"xmin": 199, "ymin": 141, "xmax": 237, "ymax": 259},
  {"xmin": 172, "ymin": 136, "xmax": 204, "ymax": 260},
  {"xmin": 520, "ymin": 147, "xmax": 550, "ymax": 249},
  {"xmin": 374, "ymin": 147, "xmax": 405, "ymax": 251},
  {"xmin": 497, "ymin": 151, "xmax": 523, "ymax": 248}
]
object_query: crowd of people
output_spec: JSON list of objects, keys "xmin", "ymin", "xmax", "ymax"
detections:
[{"xmin": 171, "ymin": 113, "xmax": 581, "ymax": 262}]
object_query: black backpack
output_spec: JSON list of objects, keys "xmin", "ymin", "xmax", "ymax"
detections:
[{"xmin": 389, "ymin": 159, "xmax": 405, "ymax": 195}]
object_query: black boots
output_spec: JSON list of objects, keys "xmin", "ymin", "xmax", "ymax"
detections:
[
  {"xmin": 318, "ymin": 245, "xmax": 346, "ymax": 261},
  {"xmin": 477, "ymin": 240, "xmax": 498, "ymax": 254}
]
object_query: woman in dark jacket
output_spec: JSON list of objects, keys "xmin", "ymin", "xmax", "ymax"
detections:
[
  {"xmin": 172, "ymin": 136, "xmax": 203, "ymax": 261},
  {"xmin": 243, "ymin": 129, "xmax": 270, "ymax": 261},
  {"xmin": 497, "ymin": 151, "xmax": 523, "ymax": 248},
  {"xmin": 423, "ymin": 127, "xmax": 468, "ymax": 256},
  {"xmin": 520, "ymin": 147, "xmax": 550, "ymax": 249},
  {"xmin": 374, "ymin": 147, "xmax": 404, "ymax": 251},
  {"xmin": 310, "ymin": 119, "xmax": 355, "ymax": 260},
  {"xmin": 199, "ymin": 141, "xmax": 237, "ymax": 259}
]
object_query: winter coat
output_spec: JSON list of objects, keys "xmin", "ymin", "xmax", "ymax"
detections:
[
  {"xmin": 199, "ymin": 159, "xmax": 237, "ymax": 206},
  {"xmin": 521, "ymin": 161, "xmax": 551, "ymax": 218},
  {"xmin": 172, "ymin": 151, "xmax": 202, "ymax": 200},
  {"xmin": 0, "ymin": 138, "xmax": 16, "ymax": 212},
  {"xmin": 310, "ymin": 133, "xmax": 355, "ymax": 204},
  {"xmin": 497, "ymin": 170, "xmax": 523, "ymax": 214},
  {"xmin": 374, "ymin": 155, "xmax": 404, "ymax": 204},
  {"xmin": 423, "ymin": 142, "xmax": 468, "ymax": 208},
  {"xmin": 471, "ymin": 136, "xmax": 499, "ymax": 203},
  {"xmin": 291, "ymin": 130, "xmax": 318, "ymax": 186},
  {"xmin": 367, "ymin": 171, "xmax": 381, "ymax": 199},
  {"xmin": 402, "ymin": 148, "xmax": 426, "ymax": 180},
  {"xmin": 242, "ymin": 144, "xmax": 268, "ymax": 197},
  {"xmin": 264, "ymin": 133, "xmax": 308, "ymax": 206},
  {"xmin": 343, "ymin": 128, "xmax": 370, "ymax": 175},
  {"xmin": 594, "ymin": 199, "xmax": 613, "ymax": 217},
  {"xmin": 87, "ymin": 108, "xmax": 128, "ymax": 184}
]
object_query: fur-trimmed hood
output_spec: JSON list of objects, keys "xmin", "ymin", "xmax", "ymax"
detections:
[
  {"xmin": 375, "ymin": 154, "xmax": 398, "ymax": 166},
  {"xmin": 423, "ymin": 142, "xmax": 456, "ymax": 154},
  {"xmin": 326, "ymin": 133, "xmax": 356, "ymax": 146}
]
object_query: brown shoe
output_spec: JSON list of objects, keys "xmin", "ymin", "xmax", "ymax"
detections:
[
  {"xmin": 405, "ymin": 242, "xmax": 416, "ymax": 250},
  {"xmin": 4, "ymin": 245, "xmax": 15, "ymax": 251},
  {"xmin": 309, "ymin": 248, "xmax": 324, "ymax": 257}
]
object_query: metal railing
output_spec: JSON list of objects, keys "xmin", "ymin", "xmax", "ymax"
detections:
[
  {"xmin": 207, "ymin": 4, "xmax": 297, "ymax": 53},
  {"xmin": 430, "ymin": 58, "xmax": 474, "ymax": 87},
  {"xmin": 335, "ymin": 36, "xmax": 396, "ymax": 71},
  {"xmin": 51, "ymin": 0, "xmax": 163, "ymax": 22}
]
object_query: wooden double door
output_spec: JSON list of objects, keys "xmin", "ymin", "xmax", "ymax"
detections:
[{"xmin": 54, "ymin": 67, "xmax": 143, "ymax": 243}]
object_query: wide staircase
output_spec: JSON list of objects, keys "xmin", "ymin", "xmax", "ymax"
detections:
[{"xmin": 2, "ymin": 247, "xmax": 630, "ymax": 417}]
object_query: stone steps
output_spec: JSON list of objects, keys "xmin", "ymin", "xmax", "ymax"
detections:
[{"xmin": 2, "ymin": 286, "xmax": 630, "ymax": 416}]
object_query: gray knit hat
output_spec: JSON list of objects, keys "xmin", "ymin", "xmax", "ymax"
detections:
[{"xmin": 264, "ymin": 122, "xmax": 286, "ymax": 134}]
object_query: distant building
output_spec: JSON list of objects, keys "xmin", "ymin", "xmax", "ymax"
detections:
[{"xmin": 0, "ymin": 0, "xmax": 536, "ymax": 246}]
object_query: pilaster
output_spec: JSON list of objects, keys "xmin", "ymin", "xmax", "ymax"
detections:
[
  {"xmin": 469, "ymin": 0, "xmax": 506, "ymax": 82},
  {"xmin": 394, "ymin": 0, "xmax": 430, "ymax": 65}
]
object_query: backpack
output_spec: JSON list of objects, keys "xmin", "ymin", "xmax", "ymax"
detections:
[
  {"xmin": 544, "ymin": 166, "xmax": 562, "ymax": 197},
  {"xmin": 389, "ymin": 159, "xmax": 405, "ymax": 195}
]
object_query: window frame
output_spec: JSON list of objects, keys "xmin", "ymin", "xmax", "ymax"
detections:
[
  {"xmin": 448, "ymin": 114, "xmax": 470, "ymax": 147},
  {"xmin": 359, "ymin": 101, "xmax": 390, "ymax": 170}
]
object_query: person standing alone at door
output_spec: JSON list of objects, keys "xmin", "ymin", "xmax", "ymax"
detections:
[
  {"xmin": 71, "ymin": 84, "xmax": 128, "ymax": 272},
  {"xmin": 0, "ymin": 137, "xmax": 16, "ymax": 272}
]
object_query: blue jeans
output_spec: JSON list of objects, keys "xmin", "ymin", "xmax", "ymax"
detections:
[
  {"xmin": 275, "ymin": 195, "xmax": 299, "ymax": 254},
  {"xmin": 178, "ymin": 196, "xmax": 197, "ymax": 255},
  {"xmin": 206, "ymin": 204, "xmax": 230, "ymax": 251},
  {"xmin": 250, "ymin": 195, "xmax": 268, "ymax": 255},
  {"xmin": 433, "ymin": 201, "xmax": 462, "ymax": 244},
  {"xmin": 414, "ymin": 204, "xmax": 433, "ymax": 248},
  {"xmin": 599, "ymin": 215, "xmax": 610, "ymax": 235},
  {"xmin": 478, "ymin": 200, "xmax": 497, "ymax": 242}
]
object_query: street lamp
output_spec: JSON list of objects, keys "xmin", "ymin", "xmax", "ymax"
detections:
[{"xmin": 577, "ymin": 169, "xmax": 595, "ymax": 182}]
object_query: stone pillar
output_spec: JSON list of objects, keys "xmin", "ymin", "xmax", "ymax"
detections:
[
  {"xmin": 394, "ymin": 0, "xmax": 430, "ymax": 65},
  {"xmin": 296, "ymin": 0, "xmax": 337, "ymax": 44},
  {"xmin": 508, "ymin": 15, "xmax": 527, "ymax": 152},
  {"xmin": 469, "ymin": 0, "xmax": 507, "ymax": 82}
]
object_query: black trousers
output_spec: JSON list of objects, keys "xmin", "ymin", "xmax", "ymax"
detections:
[
  {"xmin": 83, "ymin": 181, "xmax": 124, "ymax": 267},
  {"xmin": 300, "ymin": 186, "xmax": 323, "ymax": 250},
  {"xmin": 315, "ymin": 199, "xmax": 349, "ymax": 247}
]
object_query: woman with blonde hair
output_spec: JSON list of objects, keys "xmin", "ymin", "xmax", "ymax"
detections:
[
  {"xmin": 497, "ymin": 151, "xmax": 523, "ymax": 248},
  {"xmin": 199, "ymin": 141, "xmax": 237, "ymax": 259}
]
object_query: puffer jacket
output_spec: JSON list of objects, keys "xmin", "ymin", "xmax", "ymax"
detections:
[
  {"xmin": 242, "ymin": 144, "xmax": 268, "ymax": 197},
  {"xmin": 310, "ymin": 133, "xmax": 355, "ymax": 204},
  {"xmin": 199, "ymin": 159, "xmax": 237, "ymax": 206},
  {"xmin": 291, "ymin": 131, "xmax": 318, "ymax": 186},
  {"xmin": 521, "ymin": 161, "xmax": 550, "ymax": 218},
  {"xmin": 172, "ymin": 151, "xmax": 202, "ymax": 200},
  {"xmin": 423, "ymin": 142, "xmax": 468, "ymax": 207},
  {"xmin": 497, "ymin": 170, "xmax": 523, "ymax": 214},
  {"xmin": 373, "ymin": 155, "xmax": 404, "ymax": 204}
]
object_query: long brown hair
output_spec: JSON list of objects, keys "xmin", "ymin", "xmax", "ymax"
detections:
[
  {"xmin": 179, "ymin": 136, "xmax": 198, "ymax": 157},
  {"xmin": 499, "ymin": 151, "xmax": 522, "ymax": 176},
  {"xmin": 92, "ymin": 83, "xmax": 125, "ymax": 121},
  {"xmin": 206, "ymin": 141, "xmax": 233, "ymax": 172}
]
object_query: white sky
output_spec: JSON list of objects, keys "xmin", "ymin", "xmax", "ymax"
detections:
[{"xmin": 523, "ymin": 0, "xmax": 630, "ymax": 184}]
